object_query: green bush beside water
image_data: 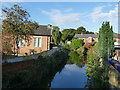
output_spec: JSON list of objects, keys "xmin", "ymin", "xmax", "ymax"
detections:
[
  {"xmin": 2, "ymin": 48, "xmax": 69, "ymax": 88},
  {"xmin": 85, "ymin": 43, "xmax": 109, "ymax": 88}
]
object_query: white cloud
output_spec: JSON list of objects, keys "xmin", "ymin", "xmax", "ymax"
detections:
[
  {"xmin": 64, "ymin": 8, "xmax": 73, "ymax": 12},
  {"xmin": 90, "ymin": 5, "xmax": 118, "ymax": 32},
  {"xmin": 41, "ymin": 9, "xmax": 86, "ymax": 27}
]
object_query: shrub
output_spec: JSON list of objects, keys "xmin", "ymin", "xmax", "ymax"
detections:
[{"xmin": 71, "ymin": 39, "xmax": 84, "ymax": 50}]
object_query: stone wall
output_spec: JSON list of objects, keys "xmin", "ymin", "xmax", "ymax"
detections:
[{"xmin": 109, "ymin": 63, "xmax": 120, "ymax": 88}]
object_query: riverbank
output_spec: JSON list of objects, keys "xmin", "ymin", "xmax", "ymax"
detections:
[{"xmin": 2, "ymin": 48, "xmax": 69, "ymax": 88}]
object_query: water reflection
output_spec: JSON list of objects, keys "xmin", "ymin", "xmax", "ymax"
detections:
[
  {"xmin": 51, "ymin": 64, "xmax": 88, "ymax": 88},
  {"xmin": 69, "ymin": 51, "xmax": 85, "ymax": 68}
]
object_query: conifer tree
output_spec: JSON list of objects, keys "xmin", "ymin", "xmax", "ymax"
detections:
[{"xmin": 98, "ymin": 21, "xmax": 114, "ymax": 60}]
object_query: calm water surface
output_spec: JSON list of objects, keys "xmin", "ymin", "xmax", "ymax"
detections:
[{"xmin": 51, "ymin": 64, "xmax": 88, "ymax": 88}]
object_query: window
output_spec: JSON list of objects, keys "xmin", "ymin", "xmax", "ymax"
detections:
[
  {"xmin": 18, "ymin": 38, "xmax": 25, "ymax": 47},
  {"xmin": 34, "ymin": 37, "xmax": 42, "ymax": 47}
]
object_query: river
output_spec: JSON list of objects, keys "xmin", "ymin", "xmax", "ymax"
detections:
[{"xmin": 51, "ymin": 64, "xmax": 88, "ymax": 88}]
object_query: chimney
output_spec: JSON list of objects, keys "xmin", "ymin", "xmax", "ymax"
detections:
[
  {"xmin": 48, "ymin": 24, "xmax": 52, "ymax": 28},
  {"xmin": 81, "ymin": 32, "xmax": 83, "ymax": 35}
]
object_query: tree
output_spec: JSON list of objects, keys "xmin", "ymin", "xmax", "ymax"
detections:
[
  {"xmin": 52, "ymin": 26, "xmax": 61, "ymax": 45},
  {"xmin": 76, "ymin": 26, "xmax": 86, "ymax": 34},
  {"xmin": 76, "ymin": 26, "xmax": 94, "ymax": 34},
  {"xmin": 71, "ymin": 39, "xmax": 84, "ymax": 50},
  {"xmin": 98, "ymin": 21, "xmax": 114, "ymax": 60},
  {"xmin": 98, "ymin": 22, "xmax": 114, "ymax": 84},
  {"xmin": 61, "ymin": 29, "xmax": 75, "ymax": 42},
  {"xmin": 2, "ymin": 4, "xmax": 38, "ymax": 56}
]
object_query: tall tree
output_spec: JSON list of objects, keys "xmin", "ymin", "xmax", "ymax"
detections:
[
  {"xmin": 98, "ymin": 21, "xmax": 114, "ymax": 60},
  {"xmin": 2, "ymin": 4, "xmax": 38, "ymax": 56},
  {"xmin": 61, "ymin": 29, "xmax": 75, "ymax": 42},
  {"xmin": 52, "ymin": 26, "xmax": 61, "ymax": 45}
]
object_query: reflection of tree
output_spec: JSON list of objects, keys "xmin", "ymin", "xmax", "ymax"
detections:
[{"xmin": 69, "ymin": 51, "xmax": 85, "ymax": 68}]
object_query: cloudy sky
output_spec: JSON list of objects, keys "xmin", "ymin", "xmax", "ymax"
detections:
[{"xmin": 1, "ymin": 2, "xmax": 119, "ymax": 33}]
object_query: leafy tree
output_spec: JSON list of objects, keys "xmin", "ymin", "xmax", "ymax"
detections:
[
  {"xmin": 52, "ymin": 26, "xmax": 61, "ymax": 45},
  {"xmin": 71, "ymin": 39, "xmax": 84, "ymax": 50},
  {"xmin": 76, "ymin": 26, "xmax": 86, "ymax": 34},
  {"xmin": 61, "ymin": 29, "xmax": 75, "ymax": 42},
  {"xmin": 2, "ymin": 4, "xmax": 38, "ymax": 56},
  {"xmin": 76, "ymin": 26, "xmax": 94, "ymax": 34},
  {"xmin": 98, "ymin": 21, "xmax": 114, "ymax": 60}
]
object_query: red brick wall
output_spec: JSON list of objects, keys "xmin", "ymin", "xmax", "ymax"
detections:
[
  {"xmin": 10, "ymin": 35, "xmax": 51, "ymax": 55},
  {"xmin": 79, "ymin": 37, "xmax": 98, "ymax": 43}
]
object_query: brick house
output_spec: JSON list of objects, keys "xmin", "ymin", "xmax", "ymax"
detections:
[
  {"xmin": 74, "ymin": 33, "xmax": 120, "ymax": 44},
  {"xmin": 15, "ymin": 25, "xmax": 52, "ymax": 55},
  {"xmin": 74, "ymin": 33, "xmax": 120, "ymax": 60}
]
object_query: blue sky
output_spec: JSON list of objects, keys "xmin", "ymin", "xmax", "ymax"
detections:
[{"xmin": 2, "ymin": 2, "xmax": 118, "ymax": 33}]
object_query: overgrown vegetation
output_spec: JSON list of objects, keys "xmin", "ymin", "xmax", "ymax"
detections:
[
  {"xmin": 70, "ymin": 39, "xmax": 84, "ymax": 50},
  {"xmin": 2, "ymin": 48, "xmax": 69, "ymax": 88},
  {"xmin": 85, "ymin": 43, "xmax": 109, "ymax": 88}
]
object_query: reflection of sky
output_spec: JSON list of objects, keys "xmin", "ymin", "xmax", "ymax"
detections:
[{"xmin": 51, "ymin": 64, "xmax": 88, "ymax": 88}]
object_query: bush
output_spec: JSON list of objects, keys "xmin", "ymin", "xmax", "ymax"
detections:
[{"xmin": 71, "ymin": 39, "xmax": 84, "ymax": 50}]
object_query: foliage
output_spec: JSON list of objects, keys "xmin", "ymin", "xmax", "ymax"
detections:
[
  {"xmin": 71, "ymin": 39, "xmax": 84, "ymax": 50},
  {"xmin": 85, "ymin": 43, "xmax": 109, "ymax": 88},
  {"xmin": 69, "ymin": 51, "xmax": 85, "ymax": 68},
  {"xmin": 61, "ymin": 29, "xmax": 75, "ymax": 42},
  {"xmin": 76, "ymin": 47, "xmax": 84, "ymax": 56},
  {"xmin": 2, "ymin": 48, "xmax": 69, "ymax": 88},
  {"xmin": 2, "ymin": 32, "xmax": 13, "ymax": 55},
  {"xmin": 52, "ymin": 26, "xmax": 61, "ymax": 45},
  {"xmin": 2, "ymin": 4, "xmax": 38, "ymax": 56},
  {"xmin": 98, "ymin": 21, "xmax": 114, "ymax": 60},
  {"xmin": 76, "ymin": 26, "xmax": 94, "ymax": 34},
  {"xmin": 76, "ymin": 26, "xmax": 87, "ymax": 34}
]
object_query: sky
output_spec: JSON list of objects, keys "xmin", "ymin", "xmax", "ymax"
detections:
[{"xmin": 1, "ymin": 2, "xmax": 119, "ymax": 33}]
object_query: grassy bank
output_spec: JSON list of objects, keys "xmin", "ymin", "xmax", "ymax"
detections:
[{"xmin": 3, "ymin": 48, "xmax": 69, "ymax": 88}]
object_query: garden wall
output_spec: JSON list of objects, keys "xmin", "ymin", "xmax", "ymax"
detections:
[{"xmin": 2, "ymin": 47, "xmax": 63, "ymax": 75}]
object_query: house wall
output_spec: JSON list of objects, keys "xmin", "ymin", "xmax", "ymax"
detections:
[
  {"xmin": 79, "ymin": 37, "xmax": 98, "ymax": 43},
  {"xmin": 11, "ymin": 35, "xmax": 51, "ymax": 55}
]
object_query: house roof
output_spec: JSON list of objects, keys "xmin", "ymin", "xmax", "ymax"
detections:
[
  {"xmin": 74, "ymin": 34, "xmax": 98, "ymax": 38},
  {"xmin": 75, "ymin": 34, "xmax": 120, "ymax": 39},
  {"xmin": 32, "ymin": 25, "xmax": 52, "ymax": 36}
]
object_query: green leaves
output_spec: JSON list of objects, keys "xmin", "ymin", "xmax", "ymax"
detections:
[
  {"xmin": 2, "ymin": 4, "xmax": 38, "ymax": 55},
  {"xmin": 71, "ymin": 39, "xmax": 84, "ymax": 50},
  {"xmin": 52, "ymin": 26, "xmax": 61, "ymax": 45},
  {"xmin": 98, "ymin": 21, "xmax": 114, "ymax": 60}
]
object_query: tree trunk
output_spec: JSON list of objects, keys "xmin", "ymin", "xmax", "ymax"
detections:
[
  {"xmin": 13, "ymin": 39, "xmax": 15, "ymax": 56},
  {"xmin": 16, "ymin": 40, "xmax": 19, "ymax": 56}
]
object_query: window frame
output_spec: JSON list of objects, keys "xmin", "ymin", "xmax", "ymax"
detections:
[{"xmin": 33, "ymin": 36, "xmax": 42, "ymax": 48}]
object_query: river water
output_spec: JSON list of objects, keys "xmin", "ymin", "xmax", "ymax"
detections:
[{"xmin": 51, "ymin": 64, "xmax": 88, "ymax": 88}]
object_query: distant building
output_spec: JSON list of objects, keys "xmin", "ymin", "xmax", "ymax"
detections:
[
  {"xmin": 74, "ymin": 33, "xmax": 120, "ymax": 60},
  {"xmin": 74, "ymin": 33, "xmax": 120, "ymax": 44}
]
